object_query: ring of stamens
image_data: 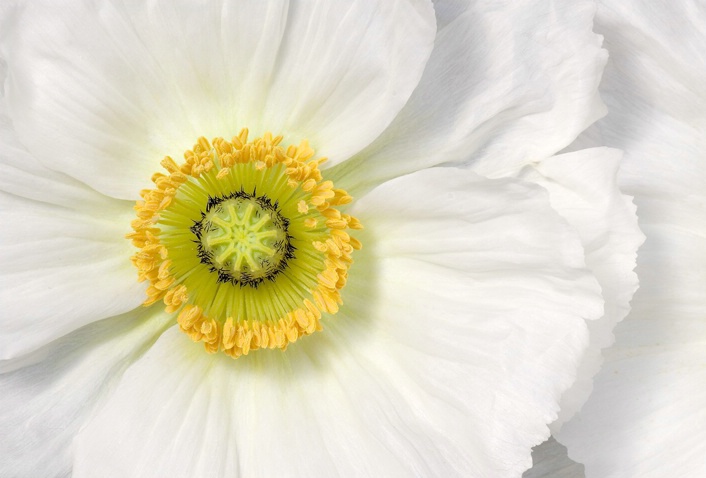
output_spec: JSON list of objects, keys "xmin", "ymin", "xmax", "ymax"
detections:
[{"xmin": 128, "ymin": 129, "xmax": 362, "ymax": 358}]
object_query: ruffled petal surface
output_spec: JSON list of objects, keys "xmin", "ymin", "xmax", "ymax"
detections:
[
  {"xmin": 0, "ymin": 0, "xmax": 435, "ymax": 199},
  {"xmin": 554, "ymin": 1, "xmax": 706, "ymax": 476},
  {"xmin": 519, "ymin": 148, "xmax": 643, "ymax": 430},
  {"xmin": 331, "ymin": 0, "xmax": 606, "ymax": 196},
  {"xmin": 73, "ymin": 168, "xmax": 603, "ymax": 478},
  {"xmin": 0, "ymin": 308, "xmax": 173, "ymax": 478}
]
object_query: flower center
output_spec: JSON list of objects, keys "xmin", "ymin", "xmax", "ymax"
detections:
[
  {"xmin": 194, "ymin": 193, "xmax": 293, "ymax": 286},
  {"xmin": 128, "ymin": 130, "xmax": 361, "ymax": 358}
]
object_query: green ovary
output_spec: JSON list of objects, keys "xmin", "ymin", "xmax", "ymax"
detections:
[{"xmin": 202, "ymin": 197, "xmax": 288, "ymax": 281}]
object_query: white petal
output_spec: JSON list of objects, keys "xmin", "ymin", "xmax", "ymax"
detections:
[
  {"xmin": 518, "ymin": 148, "xmax": 643, "ymax": 429},
  {"xmin": 0, "ymin": 0, "xmax": 435, "ymax": 200},
  {"xmin": 1, "ymin": 61, "xmax": 144, "ymax": 359},
  {"xmin": 430, "ymin": 0, "xmax": 467, "ymax": 29},
  {"xmin": 0, "ymin": 122, "xmax": 109, "ymax": 208},
  {"xmin": 0, "ymin": 308, "xmax": 172, "ymax": 478},
  {"xmin": 555, "ymin": 2, "xmax": 706, "ymax": 476},
  {"xmin": 0, "ymin": 191, "xmax": 144, "ymax": 359},
  {"xmin": 557, "ymin": 224, "xmax": 706, "ymax": 477},
  {"xmin": 599, "ymin": 5, "xmax": 706, "ymax": 196},
  {"xmin": 331, "ymin": 0, "xmax": 606, "ymax": 195},
  {"xmin": 73, "ymin": 168, "xmax": 603, "ymax": 478},
  {"xmin": 0, "ymin": 44, "xmax": 111, "ymax": 208},
  {"xmin": 75, "ymin": 327, "xmax": 449, "ymax": 478}
]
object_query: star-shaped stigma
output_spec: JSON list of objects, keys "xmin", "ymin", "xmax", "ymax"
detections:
[
  {"xmin": 205, "ymin": 201, "xmax": 279, "ymax": 274},
  {"xmin": 191, "ymin": 191, "xmax": 295, "ymax": 288}
]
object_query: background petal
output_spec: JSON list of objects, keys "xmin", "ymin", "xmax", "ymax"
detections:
[
  {"xmin": 430, "ymin": 0, "xmax": 468, "ymax": 30},
  {"xmin": 331, "ymin": 0, "xmax": 606, "ymax": 196},
  {"xmin": 0, "ymin": 0, "xmax": 435, "ymax": 199},
  {"xmin": 0, "ymin": 308, "xmax": 172, "ymax": 478},
  {"xmin": 519, "ymin": 148, "xmax": 643, "ymax": 430},
  {"xmin": 72, "ymin": 168, "xmax": 603, "ymax": 477},
  {"xmin": 550, "ymin": 1, "xmax": 706, "ymax": 476},
  {"xmin": 523, "ymin": 438, "xmax": 584, "ymax": 478}
]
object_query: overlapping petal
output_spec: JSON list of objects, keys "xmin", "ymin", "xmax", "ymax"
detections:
[
  {"xmin": 519, "ymin": 148, "xmax": 643, "ymax": 429},
  {"xmin": 0, "ymin": 308, "xmax": 172, "ymax": 478},
  {"xmin": 332, "ymin": 0, "xmax": 607, "ymax": 196},
  {"xmin": 548, "ymin": 1, "xmax": 706, "ymax": 476},
  {"xmin": 0, "ymin": 191, "xmax": 146, "ymax": 359},
  {"xmin": 0, "ymin": 95, "xmax": 146, "ymax": 358}
]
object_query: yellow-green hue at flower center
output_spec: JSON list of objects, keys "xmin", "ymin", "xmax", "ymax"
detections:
[
  {"xmin": 196, "ymin": 194, "xmax": 291, "ymax": 285},
  {"xmin": 204, "ymin": 199, "xmax": 281, "ymax": 273},
  {"xmin": 127, "ymin": 130, "xmax": 362, "ymax": 358}
]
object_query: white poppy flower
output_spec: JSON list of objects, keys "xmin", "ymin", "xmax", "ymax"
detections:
[
  {"xmin": 532, "ymin": 1, "xmax": 706, "ymax": 477},
  {"xmin": 0, "ymin": 1, "xmax": 640, "ymax": 477}
]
